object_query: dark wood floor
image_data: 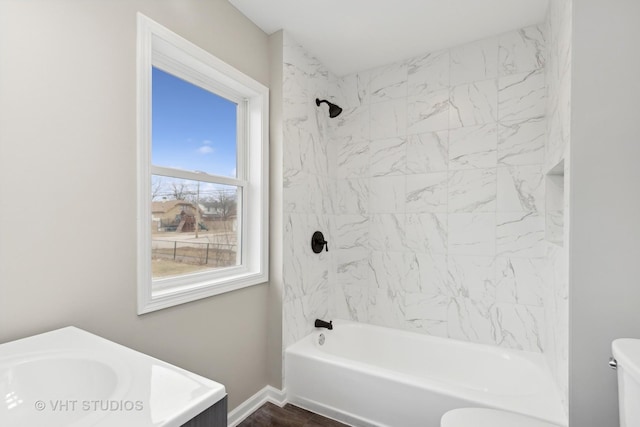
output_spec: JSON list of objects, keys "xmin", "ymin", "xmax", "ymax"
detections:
[{"xmin": 237, "ymin": 402, "xmax": 349, "ymax": 427}]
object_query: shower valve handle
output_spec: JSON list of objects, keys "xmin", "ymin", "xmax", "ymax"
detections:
[{"xmin": 311, "ymin": 231, "xmax": 328, "ymax": 253}]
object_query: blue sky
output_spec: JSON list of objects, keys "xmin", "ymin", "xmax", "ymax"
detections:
[{"xmin": 152, "ymin": 67, "xmax": 237, "ymax": 177}]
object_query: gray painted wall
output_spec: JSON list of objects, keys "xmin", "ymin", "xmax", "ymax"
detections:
[
  {"xmin": 0, "ymin": 0, "xmax": 270, "ymax": 411},
  {"xmin": 268, "ymin": 30, "xmax": 284, "ymax": 389},
  {"xmin": 570, "ymin": 0, "xmax": 640, "ymax": 425}
]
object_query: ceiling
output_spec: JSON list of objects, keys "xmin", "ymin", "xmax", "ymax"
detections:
[{"xmin": 228, "ymin": 0, "xmax": 549, "ymax": 76}]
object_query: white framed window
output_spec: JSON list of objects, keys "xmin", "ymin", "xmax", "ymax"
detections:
[{"xmin": 137, "ymin": 14, "xmax": 268, "ymax": 314}]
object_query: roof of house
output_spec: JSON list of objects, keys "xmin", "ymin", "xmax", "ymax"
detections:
[{"xmin": 151, "ymin": 199, "xmax": 194, "ymax": 214}]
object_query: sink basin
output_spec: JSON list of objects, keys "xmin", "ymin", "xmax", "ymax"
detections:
[
  {"xmin": 0, "ymin": 352, "xmax": 125, "ymax": 427},
  {"xmin": 3, "ymin": 354, "xmax": 120, "ymax": 400},
  {"xmin": 0, "ymin": 327, "xmax": 225, "ymax": 427}
]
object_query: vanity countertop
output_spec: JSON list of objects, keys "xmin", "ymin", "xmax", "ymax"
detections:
[{"xmin": 0, "ymin": 326, "xmax": 226, "ymax": 427}]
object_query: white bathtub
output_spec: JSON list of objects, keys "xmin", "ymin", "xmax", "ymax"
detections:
[{"xmin": 285, "ymin": 320, "xmax": 566, "ymax": 427}]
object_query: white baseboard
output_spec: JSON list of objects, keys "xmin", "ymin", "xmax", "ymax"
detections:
[{"xmin": 227, "ymin": 385, "xmax": 287, "ymax": 427}]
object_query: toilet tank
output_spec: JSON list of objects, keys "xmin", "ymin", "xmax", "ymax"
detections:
[{"xmin": 612, "ymin": 339, "xmax": 640, "ymax": 427}]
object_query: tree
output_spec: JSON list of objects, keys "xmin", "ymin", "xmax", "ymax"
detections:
[
  {"xmin": 151, "ymin": 177, "xmax": 196, "ymax": 202},
  {"xmin": 208, "ymin": 190, "xmax": 236, "ymax": 220},
  {"xmin": 171, "ymin": 182, "xmax": 194, "ymax": 200},
  {"xmin": 151, "ymin": 176, "xmax": 164, "ymax": 201}
]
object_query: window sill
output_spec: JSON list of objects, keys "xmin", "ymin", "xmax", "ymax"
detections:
[{"xmin": 138, "ymin": 270, "xmax": 268, "ymax": 314}]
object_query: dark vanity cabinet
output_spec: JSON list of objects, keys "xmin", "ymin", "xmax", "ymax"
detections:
[{"xmin": 181, "ymin": 396, "xmax": 228, "ymax": 427}]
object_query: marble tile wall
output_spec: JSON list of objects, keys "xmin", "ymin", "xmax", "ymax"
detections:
[
  {"xmin": 544, "ymin": 0, "xmax": 572, "ymax": 414},
  {"xmin": 281, "ymin": 33, "xmax": 334, "ymax": 351},
  {"xmin": 280, "ymin": 20, "xmax": 567, "ymax": 388},
  {"xmin": 328, "ymin": 25, "xmax": 549, "ymax": 352}
]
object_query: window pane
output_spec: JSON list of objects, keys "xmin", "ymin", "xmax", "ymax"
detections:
[
  {"xmin": 152, "ymin": 67, "xmax": 238, "ymax": 177},
  {"xmin": 151, "ymin": 175, "xmax": 240, "ymax": 281}
]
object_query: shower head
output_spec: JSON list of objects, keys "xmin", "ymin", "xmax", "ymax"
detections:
[{"xmin": 315, "ymin": 98, "xmax": 343, "ymax": 118}]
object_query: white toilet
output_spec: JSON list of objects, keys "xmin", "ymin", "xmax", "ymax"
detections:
[
  {"xmin": 442, "ymin": 338, "xmax": 640, "ymax": 427},
  {"xmin": 612, "ymin": 338, "xmax": 640, "ymax": 426},
  {"xmin": 440, "ymin": 408, "xmax": 562, "ymax": 427}
]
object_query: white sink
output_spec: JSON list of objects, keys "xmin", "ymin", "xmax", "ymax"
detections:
[
  {"xmin": 0, "ymin": 327, "xmax": 225, "ymax": 427},
  {"xmin": 3, "ymin": 353, "xmax": 121, "ymax": 399}
]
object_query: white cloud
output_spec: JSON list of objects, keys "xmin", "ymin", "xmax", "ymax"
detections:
[
  {"xmin": 202, "ymin": 139, "xmax": 213, "ymax": 145},
  {"xmin": 197, "ymin": 146, "xmax": 214, "ymax": 154}
]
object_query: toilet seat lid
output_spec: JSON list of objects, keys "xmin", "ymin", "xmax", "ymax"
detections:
[{"xmin": 441, "ymin": 408, "xmax": 562, "ymax": 427}]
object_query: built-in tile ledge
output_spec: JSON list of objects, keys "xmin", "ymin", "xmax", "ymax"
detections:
[{"xmin": 545, "ymin": 159, "xmax": 565, "ymax": 246}]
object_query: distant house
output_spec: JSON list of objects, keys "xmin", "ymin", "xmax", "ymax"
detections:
[
  {"xmin": 198, "ymin": 200, "xmax": 237, "ymax": 221},
  {"xmin": 199, "ymin": 201, "xmax": 220, "ymax": 220},
  {"xmin": 198, "ymin": 200, "xmax": 238, "ymax": 232},
  {"xmin": 151, "ymin": 200, "xmax": 200, "ymax": 232}
]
